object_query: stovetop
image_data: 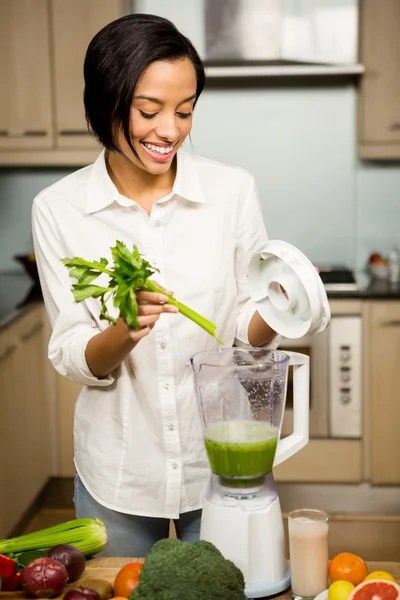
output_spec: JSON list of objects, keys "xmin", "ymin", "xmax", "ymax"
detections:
[{"xmin": 316, "ymin": 265, "xmax": 358, "ymax": 292}]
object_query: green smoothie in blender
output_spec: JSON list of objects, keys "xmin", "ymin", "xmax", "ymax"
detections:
[{"xmin": 204, "ymin": 420, "xmax": 278, "ymax": 481}]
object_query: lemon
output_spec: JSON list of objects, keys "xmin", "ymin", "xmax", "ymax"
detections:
[
  {"xmin": 328, "ymin": 580, "xmax": 355, "ymax": 600},
  {"xmin": 363, "ymin": 571, "xmax": 396, "ymax": 582}
]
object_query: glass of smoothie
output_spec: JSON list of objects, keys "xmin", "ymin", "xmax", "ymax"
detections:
[{"xmin": 288, "ymin": 508, "xmax": 329, "ymax": 600}]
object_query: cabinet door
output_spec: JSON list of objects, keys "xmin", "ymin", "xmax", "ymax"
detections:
[
  {"xmin": 51, "ymin": 0, "xmax": 124, "ymax": 149},
  {"xmin": 365, "ymin": 302, "xmax": 400, "ymax": 484},
  {"xmin": 0, "ymin": 329, "xmax": 18, "ymax": 538},
  {"xmin": 358, "ymin": 0, "xmax": 400, "ymax": 158},
  {"xmin": 0, "ymin": 0, "xmax": 53, "ymax": 149},
  {"xmin": 13, "ymin": 308, "xmax": 53, "ymax": 496}
]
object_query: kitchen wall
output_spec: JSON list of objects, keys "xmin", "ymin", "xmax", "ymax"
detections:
[{"xmin": 1, "ymin": 0, "xmax": 400, "ymax": 272}]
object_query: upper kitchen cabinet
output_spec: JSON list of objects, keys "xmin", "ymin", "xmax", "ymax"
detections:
[
  {"xmin": 0, "ymin": 0, "xmax": 53, "ymax": 150},
  {"xmin": 358, "ymin": 0, "xmax": 400, "ymax": 159},
  {"xmin": 0, "ymin": 0, "xmax": 127, "ymax": 166},
  {"xmin": 51, "ymin": 0, "xmax": 122, "ymax": 150}
]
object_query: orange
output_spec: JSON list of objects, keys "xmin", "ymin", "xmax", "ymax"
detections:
[
  {"xmin": 329, "ymin": 553, "xmax": 369, "ymax": 586},
  {"xmin": 113, "ymin": 561, "xmax": 143, "ymax": 598}
]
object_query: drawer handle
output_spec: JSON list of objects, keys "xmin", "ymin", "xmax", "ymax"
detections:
[
  {"xmin": 0, "ymin": 130, "xmax": 47, "ymax": 137},
  {"xmin": 0, "ymin": 344, "xmax": 16, "ymax": 361},
  {"xmin": 390, "ymin": 123, "xmax": 400, "ymax": 131},
  {"xmin": 20, "ymin": 322, "xmax": 43, "ymax": 341},
  {"xmin": 59, "ymin": 130, "xmax": 91, "ymax": 136},
  {"xmin": 381, "ymin": 320, "xmax": 400, "ymax": 326}
]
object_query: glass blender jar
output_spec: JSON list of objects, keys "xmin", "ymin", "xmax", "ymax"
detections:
[{"xmin": 190, "ymin": 347, "xmax": 310, "ymax": 599}]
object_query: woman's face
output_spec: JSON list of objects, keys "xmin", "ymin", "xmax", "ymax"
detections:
[{"xmin": 116, "ymin": 57, "xmax": 197, "ymax": 175}]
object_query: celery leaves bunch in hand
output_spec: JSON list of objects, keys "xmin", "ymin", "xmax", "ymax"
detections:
[{"xmin": 61, "ymin": 240, "xmax": 222, "ymax": 343}]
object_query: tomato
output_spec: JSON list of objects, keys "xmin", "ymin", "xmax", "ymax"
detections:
[
  {"xmin": 329, "ymin": 553, "xmax": 369, "ymax": 586},
  {"xmin": 113, "ymin": 562, "xmax": 143, "ymax": 598}
]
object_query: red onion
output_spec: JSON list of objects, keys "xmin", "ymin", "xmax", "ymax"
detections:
[
  {"xmin": 46, "ymin": 544, "xmax": 86, "ymax": 582},
  {"xmin": 21, "ymin": 557, "xmax": 68, "ymax": 598}
]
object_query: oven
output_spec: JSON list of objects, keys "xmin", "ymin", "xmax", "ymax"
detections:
[{"xmin": 278, "ymin": 315, "xmax": 363, "ymax": 439}]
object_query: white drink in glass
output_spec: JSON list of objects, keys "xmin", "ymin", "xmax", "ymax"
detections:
[{"xmin": 288, "ymin": 509, "xmax": 329, "ymax": 599}]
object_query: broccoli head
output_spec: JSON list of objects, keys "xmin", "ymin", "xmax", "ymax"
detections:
[{"xmin": 129, "ymin": 538, "xmax": 246, "ymax": 600}]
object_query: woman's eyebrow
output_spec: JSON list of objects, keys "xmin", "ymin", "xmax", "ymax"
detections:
[{"xmin": 134, "ymin": 94, "xmax": 196, "ymax": 106}]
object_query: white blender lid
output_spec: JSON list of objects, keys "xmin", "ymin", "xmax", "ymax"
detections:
[{"xmin": 248, "ymin": 240, "xmax": 331, "ymax": 339}]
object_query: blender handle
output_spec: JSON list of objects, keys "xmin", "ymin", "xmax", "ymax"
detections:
[{"xmin": 273, "ymin": 351, "xmax": 310, "ymax": 467}]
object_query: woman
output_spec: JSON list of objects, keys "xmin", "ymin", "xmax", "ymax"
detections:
[{"xmin": 32, "ymin": 13, "xmax": 278, "ymax": 556}]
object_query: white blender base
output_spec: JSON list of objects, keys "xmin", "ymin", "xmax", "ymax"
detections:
[{"xmin": 200, "ymin": 493, "xmax": 291, "ymax": 598}]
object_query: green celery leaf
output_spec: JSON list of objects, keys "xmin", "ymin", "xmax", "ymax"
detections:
[
  {"xmin": 100, "ymin": 295, "xmax": 117, "ymax": 325},
  {"xmin": 115, "ymin": 240, "xmax": 142, "ymax": 269},
  {"xmin": 69, "ymin": 267, "xmax": 101, "ymax": 286},
  {"xmin": 72, "ymin": 284, "xmax": 110, "ymax": 302},
  {"xmin": 116, "ymin": 287, "xmax": 138, "ymax": 329},
  {"xmin": 114, "ymin": 257, "xmax": 136, "ymax": 279}
]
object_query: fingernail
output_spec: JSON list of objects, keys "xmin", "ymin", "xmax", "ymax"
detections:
[
  {"xmin": 166, "ymin": 305, "xmax": 178, "ymax": 313},
  {"xmin": 159, "ymin": 295, "xmax": 168, "ymax": 303}
]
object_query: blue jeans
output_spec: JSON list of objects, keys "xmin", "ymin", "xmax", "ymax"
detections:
[{"xmin": 73, "ymin": 474, "xmax": 202, "ymax": 557}]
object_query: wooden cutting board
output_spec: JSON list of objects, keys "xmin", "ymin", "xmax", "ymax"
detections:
[
  {"xmin": 1, "ymin": 558, "xmax": 399, "ymax": 600},
  {"xmin": 0, "ymin": 557, "xmax": 143, "ymax": 600}
]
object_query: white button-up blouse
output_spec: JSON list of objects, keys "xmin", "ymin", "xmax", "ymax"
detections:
[{"xmin": 32, "ymin": 148, "xmax": 275, "ymax": 518}]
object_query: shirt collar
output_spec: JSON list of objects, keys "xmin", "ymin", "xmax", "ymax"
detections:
[{"xmin": 85, "ymin": 147, "xmax": 206, "ymax": 214}]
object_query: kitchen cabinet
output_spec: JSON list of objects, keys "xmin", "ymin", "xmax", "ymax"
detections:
[
  {"xmin": 0, "ymin": 0, "xmax": 126, "ymax": 166},
  {"xmin": 0, "ymin": 0, "xmax": 53, "ymax": 150},
  {"xmin": 358, "ymin": 0, "xmax": 400, "ymax": 159},
  {"xmin": 363, "ymin": 301, "xmax": 400, "ymax": 485},
  {"xmin": 0, "ymin": 306, "xmax": 53, "ymax": 538},
  {"xmin": 274, "ymin": 439, "xmax": 363, "ymax": 483},
  {"xmin": 51, "ymin": 0, "xmax": 122, "ymax": 151}
]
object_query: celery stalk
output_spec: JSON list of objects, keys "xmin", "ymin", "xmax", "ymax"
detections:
[{"xmin": 145, "ymin": 280, "xmax": 223, "ymax": 344}]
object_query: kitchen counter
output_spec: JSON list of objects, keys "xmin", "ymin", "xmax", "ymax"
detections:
[
  {"xmin": 327, "ymin": 278, "xmax": 400, "ymax": 300},
  {"xmin": 5, "ymin": 557, "xmax": 399, "ymax": 600},
  {"xmin": 0, "ymin": 272, "xmax": 42, "ymax": 328}
]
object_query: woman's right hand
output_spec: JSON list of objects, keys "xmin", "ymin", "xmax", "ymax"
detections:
[
  {"xmin": 86, "ymin": 283, "xmax": 177, "ymax": 378},
  {"xmin": 127, "ymin": 284, "xmax": 178, "ymax": 344}
]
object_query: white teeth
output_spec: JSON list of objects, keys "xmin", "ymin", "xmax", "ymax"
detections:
[{"xmin": 143, "ymin": 143, "xmax": 173, "ymax": 155}]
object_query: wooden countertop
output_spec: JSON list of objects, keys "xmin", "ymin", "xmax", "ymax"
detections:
[{"xmin": 3, "ymin": 557, "xmax": 400, "ymax": 600}]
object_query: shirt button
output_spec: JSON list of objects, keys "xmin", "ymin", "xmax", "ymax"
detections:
[
  {"xmin": 172, "ymin": 462, "xmax": 178, "ymax": 470},
  {"xmin": 155, "ymin": 220, "xmax": 162, "ymax": 228},
  {"xmin": 163, "ymin": 382, "xmax": 171, "ymax": 390},
  {"xmin": 168, "ymin": 424, "xmax": 174, "ymax": 431},
  {"xmin": 160, "ymin": 342, "xmax": 166, "ymax": 350}
]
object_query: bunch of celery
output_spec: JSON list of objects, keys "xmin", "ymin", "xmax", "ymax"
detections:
[
  {"xmin": 0, "ymin": 518, "xmax": 107, "ymax": 564},
  {"xmin": 61, "ymin": 240, "xmax": 222, "ymax": 343}
]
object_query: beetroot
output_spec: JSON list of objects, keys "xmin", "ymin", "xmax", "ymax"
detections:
[
  {"xmin": 21, "ymin": 557, "xmax": 68, "ymax": 597},
  {"xmin": 46, "ymin": 544, "xmax": 86, "ymax": 582},
  {"xmin": 64, "ymin": 586, "xmax": 101, "ymax": 600}
]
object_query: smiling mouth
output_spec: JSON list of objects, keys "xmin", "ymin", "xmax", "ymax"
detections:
[{"xmin": 141, "ymin": 142, "xmax": 175, "ymax": 158}]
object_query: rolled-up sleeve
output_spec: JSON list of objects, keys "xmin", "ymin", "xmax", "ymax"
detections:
[
  {"xmin": 32, "ymin": 195, "xmax": 114, "ymax": 387},
  {"xmin": 234, "ymin": 176, "xmax": 281, "ymax": 349}
]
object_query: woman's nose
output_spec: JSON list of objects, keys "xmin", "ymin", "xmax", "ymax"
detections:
[{"xmin": 156, "ymin": 115, "xmax": 179, "ymax": 142}]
